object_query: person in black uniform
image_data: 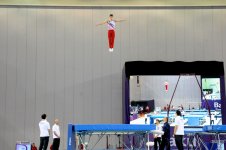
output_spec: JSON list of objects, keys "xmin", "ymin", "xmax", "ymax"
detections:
[{"xmin": 160, "ymin": 117, "xmax": 170, "ymax": 150}]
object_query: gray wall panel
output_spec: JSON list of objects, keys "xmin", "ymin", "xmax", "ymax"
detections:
[
  {"xmin": 25, "ymin": 8, "xmax": 37, "ymax": 142},
  {"xmin": 155, "ymin": 9, "xmax": 167, "ymax": 61},
  {"xmin": 165, "ymin": 10, "xmax": 176, "ymax": 61},
  {"xmin": 54, "ymin": 9, "xmax": 66, "ymax": 149},
  {"xmin": 147, "ymin": 10, "xmax": 157, "ymax": 60},
  {"xmin": 0, "ymin": 8, "xmax": 7, "ymax": 150},
  {"xmin": 36, "ymin": 8, "xmax": 47, "ymax": 120},
  {"xmin": 129, "ymin": 9, "xmax": 139, "ymax": 60},
  {"xmin": 184, "ymin": 10, "xmax": 194, "ymax": 61},
  {"xmin": 64, "ymin": 9, "xmax": 75, "ymax": 147},
  {"xmin": 6, "ymin": 8, "xmax": 18, "ymax": 150},
  {"xmin": 92, "ymin": 10, "xmax": 104, "ymax": 124},
  {"xmin": 175, "ymin": 10, "xmax": 185, "ymax": 60},
  {"xmin": 137, "ymin": 10, "xmax": 149, "ymax": 61},
  {"xmin": 1, "ymin": 7, "xmax": 226, "ymax": 149},
  {"xmin": 119, "ymin": 9, "xmax": 130, "ymax": 65},
  {"xmin": 45, "ymin": 8, "xmax": 56, "ymax": 122},
  {"xmin": 193, "ymin": 9, "xmax": 205, "ymax": 60},
  {"xmin": 73, "ymin": 9, "xmax": 84, "ymax": 124},
  {"xmin": 15, "ymin": 8, "xmax": 27, "ymax": 142},
  {"xmin": 101, "ymin": 41, "xmax": 112, "ymax": 123},
  {"xmin": 223, "ymin": 9, "xmax": 226, "ymax": 79},
  {"xmin": 202, "ymin": 9, "xmax": 214, "ymax": 60},
  {"xmin": 212, "ymin": 9, "xmax": 223, "ymax": 61},
  {"xmin": 83, "ymin": 9, "xmax": 93, "ymax": 124}
]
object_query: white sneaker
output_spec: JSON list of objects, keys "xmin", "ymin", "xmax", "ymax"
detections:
[{"xmin": 109, "ymin": 48, "xmax": 113, "ymax": 52}]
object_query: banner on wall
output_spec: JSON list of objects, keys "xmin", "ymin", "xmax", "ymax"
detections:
[{"xmin": 201, "ymin": 78, "xmax": 221, "ymax": 110}]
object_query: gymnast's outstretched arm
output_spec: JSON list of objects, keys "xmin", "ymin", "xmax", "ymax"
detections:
[
  {"xmin": 114, "ymin": 19, "xmax": 126, "ymax": 22},
  {"xmin": 96, "ymin": 20, "xmax": 108, "ymax": 26}
]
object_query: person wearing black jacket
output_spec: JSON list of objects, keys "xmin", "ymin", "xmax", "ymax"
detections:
[{"xmin": 160, "ymin": 117, "xmax": 170, "ymax": 150}]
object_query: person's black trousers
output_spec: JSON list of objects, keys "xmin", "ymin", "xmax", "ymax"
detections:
[
  {"xmin": 175, "ymin": 135, "xmax": 184, "ymax": 150},
  {"xmin": 52, "ymin": 138, "xmax": 60, "ymax": 150},
  {"xmin": 160, "ymin": 137, "xmax": 170, "ymax": 150},
  {"xmin": 39, "ymin": 136, "xmax": 49, "ymax": 150},
  {"xmin": 154, "ymin": 137, "xmax": 161, "ymax": 150}
]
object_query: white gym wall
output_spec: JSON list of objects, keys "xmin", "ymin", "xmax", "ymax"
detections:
[{"xmin": 0, "ymin": 7, "xmax": 226, "ymax": 149}]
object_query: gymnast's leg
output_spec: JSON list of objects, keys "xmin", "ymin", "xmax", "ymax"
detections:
[{"xmin": 108, "ymin": 30, "xmax": 115, "ymax": 52}]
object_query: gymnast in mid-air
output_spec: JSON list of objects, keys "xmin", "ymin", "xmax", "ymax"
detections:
[{"xmin": 96, "ymin": 14, "xmax": 126, "ymax": 52}]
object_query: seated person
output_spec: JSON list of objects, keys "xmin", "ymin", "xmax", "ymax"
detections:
[
  {"xmin": 145, "ymin": 105, "xmax": 150, "ymax": 113},
  {"xmin": 180, "ymin": 104, "xmax": 184, "ymax": 110},
  {"xmin": 31, "ymin": 143, "xmax": 37, "ymax": 150}
]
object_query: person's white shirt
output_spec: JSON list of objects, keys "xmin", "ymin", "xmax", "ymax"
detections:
[
  {"xmin": 174, "ymin": 116, "xmax": 184, "ymax": 135},
  {"xmin": 154, "ymin": 124, "xmax": 162, "ymax": 138},
  {"xmin": 52, "ymin": 124, "xmax": 60, "ymax": 139},
  {"xmin": 39, "ymin": 119, "xmax": 50, "ymax": 137}
]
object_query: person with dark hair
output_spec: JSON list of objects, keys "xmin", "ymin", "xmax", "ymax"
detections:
[
  {"xmin": 181, "ymin": 104, "xmax": 184, "ymax": 110},
  {"xmin": 96, "ymin": 14, "xmax": 126, "ymax": 52},
  {"xmin": 31, "ymin": 143, "xmax": 38, "ymax": 150},
  {"xmin": 160, "ymin": 117, "xmax": 170, "ymax": 150},
  {"xmin": 173, "ymin": 110, "xmax": 184, "ymax": 150},
  {"xmin": 39, "ymin": 114, "xmax": 50, "ymax": 150},
  {"xmin": 154, "ymin": 119, "xmax": 162, "ymax": 150}
]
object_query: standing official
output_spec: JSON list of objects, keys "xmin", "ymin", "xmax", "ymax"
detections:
[
  {"xmin": 174, "ymin": 110, "xmax": 184, "ymax": 150},
  {"xmin": 160, "ymin": 117, "xmax": 170, "ymax": 150},
  {"xmin": 39, "ymin": 114, "xmax": 50, "ymax": 150},
  {"xmin": 52, "ymin": 119, "xmax": 60, "ymax": 150},
  {"xmin": 154, "ymin": 119, "xmax": 162, "ymax": 150}
]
